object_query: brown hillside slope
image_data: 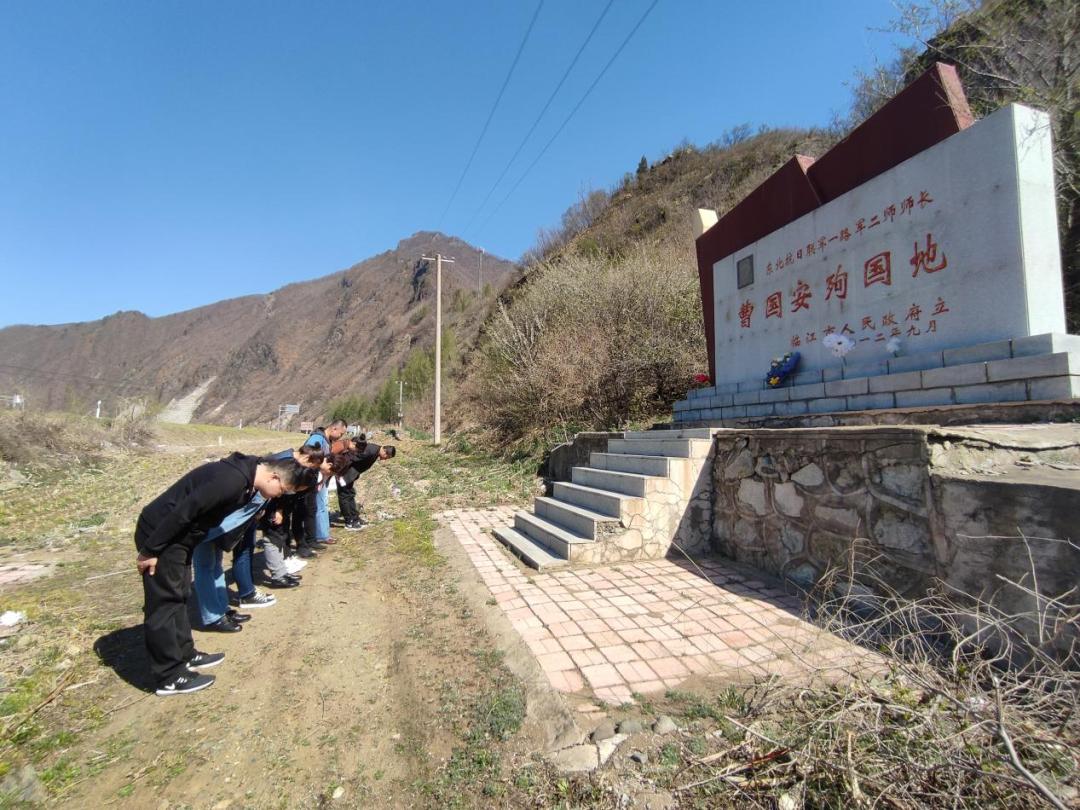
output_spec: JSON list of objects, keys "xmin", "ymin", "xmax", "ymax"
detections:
[{"xmin": 0, "ymin": 232, "xmax": 516, "ymax": 424}]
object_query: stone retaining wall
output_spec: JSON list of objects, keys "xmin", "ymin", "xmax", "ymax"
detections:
[{"xmin": 711, "ymin": 426, "xmax": 1080, "ymax": 622}]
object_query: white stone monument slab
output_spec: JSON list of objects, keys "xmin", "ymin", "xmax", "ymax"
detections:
[{"xmin": 711, "ymin": 104, "xmax": 1064, "ymax": 386}]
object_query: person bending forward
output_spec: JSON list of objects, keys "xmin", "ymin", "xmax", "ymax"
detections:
[{"xmin": 134, "ymin": 453, "xmax": 316, "ymax": 696}]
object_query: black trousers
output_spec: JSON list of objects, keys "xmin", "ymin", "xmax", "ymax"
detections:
[
  {"xmin": 141, "ymin": 543, "xmax": 196, "ymax": 685},
  {"xmin": 337, "ymin": 480, "xmax": 359, "ymax": 522},
  {"xmin": 296, "ymin": 488, "xmax": 320, "ymax": 550}
]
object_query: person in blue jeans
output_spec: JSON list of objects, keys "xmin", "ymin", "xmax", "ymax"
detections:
[
  {"xmin": 192, "ymin": 493, "xmax": 275, "ymax": 632},
  {"xmin": 299, "ymin": 420, "xmax": 348, "ymax": 552}
]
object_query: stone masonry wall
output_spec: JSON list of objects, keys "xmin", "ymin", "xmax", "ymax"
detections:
[{"xmin": 711, "ymin": 427, "xmax": 1080, "ymax": 616}]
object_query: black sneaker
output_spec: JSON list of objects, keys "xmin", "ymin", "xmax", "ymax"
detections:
[
  {"xmin": 285, "ymin": 573, "xmax": 302, "ymax": 582},
  {"xmin": 266, "ymin": 577, "xmax": 300, "ymax": 589},
  {"xmin": 344, "ymin": 521, "xmax": 363, "ymax": 532},
  {"xmin": 237, "ymin": 590, "xmax": 276, "ymax": 609},
  {"xmin": 298, "ymin": 548, "xmax": 317, "ymax": 559},
  {"xmin": 156, "ymin": 669, "xmax": 215, "ymax": 696},
  {"xmin": 226, "ymin": 609, "xmax": 252, "ymax": 623},
  {"xmin": 203, "ymin": 616, "xmax": 243, "ymax": 633},
  {"xmin": 187, "ymin": 651, "xmax": 225, "ymax": 669}
]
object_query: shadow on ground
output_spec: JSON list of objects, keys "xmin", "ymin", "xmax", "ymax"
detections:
[{"xmin": 93, "ymin": 626, "xmax": 155, "ymax": 692}]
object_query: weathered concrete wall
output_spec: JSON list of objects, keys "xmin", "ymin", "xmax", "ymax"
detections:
[
  {"xmin": 711, "ymin": 426, "xmax": 1080, "ymax": 616},
  {"xmin": 545, "ymin": 432, "xmax": 619, "ymax": 482}
]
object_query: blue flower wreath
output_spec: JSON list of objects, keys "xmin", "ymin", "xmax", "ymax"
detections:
[{"xmin": 765, "ymin": 351, "xmax": 801, "ymax": 388}]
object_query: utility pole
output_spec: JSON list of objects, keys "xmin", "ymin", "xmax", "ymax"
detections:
[
  {"xmin": 478, "ymin": 248, "xmax": 484, "ymax": 296},
  {"xmin": 421, "ymin": 253, "xmax": 453, "ymax": 445},
  {"xmin": 397, "ymin": 380, "xmax": 407, "ymax": 428},
  {"xmin": 95, "ymin": 400, "xmax": 102, "ymax": 419}
]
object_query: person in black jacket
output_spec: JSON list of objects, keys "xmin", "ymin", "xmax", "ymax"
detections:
[
  {"xmin": 337, "ymin": 443, "xmax": 396, "ymax": 530},
  {"xmin": 134, "ymin": 453, "xmax": 317, "ymax": 696}
]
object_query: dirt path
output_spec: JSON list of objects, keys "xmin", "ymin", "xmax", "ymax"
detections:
[
  {"xmin": 55, "ymin": 525, "xmax": 527, "ymax": 809},
  {"xmin": 0, "ymin": 426, "xmax": 546, "ymax": 809}
]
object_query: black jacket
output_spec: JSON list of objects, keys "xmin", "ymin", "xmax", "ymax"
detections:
[
  {"xmin": 134, "ymin": 452, "xmax": 259, "ymax": 556},
  {"xmin": 339, "ymin": 444, "xmax": 381, "ymax": 487}
]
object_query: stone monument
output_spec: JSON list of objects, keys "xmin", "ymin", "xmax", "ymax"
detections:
[{"xmin": 674, "ymin": 63, "xmax": 1078, "ymax": 424}]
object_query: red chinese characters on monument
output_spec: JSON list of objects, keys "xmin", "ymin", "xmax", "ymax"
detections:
[
  {"xmin": 864, "ymin": 252, "xmax": 892, "ymax": 287},
  {"xmin": 825, "ymin": 267, "xmax": 848, "ymax": 300},
  {"xmin": 792, "ymin": 280, "xmax": 812, "ymax": 312},
  {"xmin": 804, "ymin": 295, "xmax": 952, "ymax": 349},
  {"xmin": 910, "ymin": 232, "xmax": 948, "ymax": 277},
  {"xmin": 739, "ymin": 300, "xmax": 754, "ymax": 328},
  {"xmin": 756, "ymin": 189, "xmax": 937, "ymax": 278},
  {"xmin": 765, "ymin": 292, "xmax": 783, "ymax": 319}
]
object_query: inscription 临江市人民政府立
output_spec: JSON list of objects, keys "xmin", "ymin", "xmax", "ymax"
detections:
[{"xmin": 787, "ymin": 296, "xmax": 951, "ymax": 350}]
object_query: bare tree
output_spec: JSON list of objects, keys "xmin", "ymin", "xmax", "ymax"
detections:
[{"xmin": 884, "ymin": 0, "xmax": 1080, "ymax": 329}]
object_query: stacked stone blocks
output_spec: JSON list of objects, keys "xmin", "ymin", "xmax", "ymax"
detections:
[{"xmin": 674, "ymin": 334, "xmax": 1080, "ymax": 423}]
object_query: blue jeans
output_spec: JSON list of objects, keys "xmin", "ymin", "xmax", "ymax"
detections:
[
  {"xmin": 231, "ymin": 523, "xmax": 257, "ymax": 599},
  {"xmin": 191, "ymin": 540, "xmax": 228, "ymax": 626},
  {"xmin": 314, "ymin": 486, "xmax": 330, "ymax": 541}
]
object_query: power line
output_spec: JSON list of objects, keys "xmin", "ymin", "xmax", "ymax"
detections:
[
  {"xmin": 462, "ymin": 0, "xmax": 617, "ymax": 237},
  {"xmin": 436, "ymin": 0, "xmax": 545, "ymax": 228},
  {"xmin": 475, "ymin": 0, "xmax": 660, "ymax": 237}
]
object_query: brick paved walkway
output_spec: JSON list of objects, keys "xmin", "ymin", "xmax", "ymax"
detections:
[{"xmin": 441, "ymin": 508, "xmax": 873, "ymax": 705}]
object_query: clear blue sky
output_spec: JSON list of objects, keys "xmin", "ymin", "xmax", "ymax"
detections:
[{"xmin": 0, "ymin": 1, "xmax": 909, "ymax": 328}]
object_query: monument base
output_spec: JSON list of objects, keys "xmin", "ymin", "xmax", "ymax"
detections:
[
  {"xmin": 674, "ymin": 332, "xmax": 1080, "ymax": 426},
  {"xmin": 708, "ymin": 422, "xmax": 1080, "ymax": 656}
]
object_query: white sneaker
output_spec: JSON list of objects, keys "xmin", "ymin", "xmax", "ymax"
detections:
[{"xmin": 238, "ymin": 590, "xmax": 277, "ymax": 609}]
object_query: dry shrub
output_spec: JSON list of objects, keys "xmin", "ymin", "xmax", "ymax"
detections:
[
  {"xmin": 0, "ymin": 409, "xmax": 157, "ymax": 467},
  {"xmin": 461, "ymin": 242, "xmax": 706, "ymax": 446},
  {"xmin": 673, "ymin": 544, "xmax": 1079, "ymax": 809}
]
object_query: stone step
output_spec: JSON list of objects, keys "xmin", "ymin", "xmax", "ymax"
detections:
[
  {"xmin": 515, "ymin": 511, "xmax": 594, "ymax": 559},
  {"xmin": 534, "ymin": 496, "xmax": 621, "ymax": 539},
  {"xmin": 553, "ymin": 481, "xmax": 639, "ymax": 518},
  {"xmin": 571, "ymin": 466, "xmax": 664, "ymax": 497},
  {"xmin": 622, "ymin": 428, "xmax": 721, "ymax": 440},
  {"xmin": 607, "ymin": 437, "xmax": 713, "ymax": 459},
  {"xmin": 492, "ymin": 526, "xmax": 568, "ymax": 571},
  {"xmin": 589, "ymin": 451, "xmax": 675, "ymax": 477}
]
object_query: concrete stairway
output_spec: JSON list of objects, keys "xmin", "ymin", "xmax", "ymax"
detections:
[{"xmin": 494, "ymin": 428, "xmax": 718, "ymax": 570}]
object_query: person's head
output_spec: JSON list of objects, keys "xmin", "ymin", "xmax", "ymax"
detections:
[
  {"xmin": 294, "ymin": 446, "xmax": 325, "ymax": 468},
  {"xmin": 327, "ymin": 451, "xmax": 357, "ymax": 476},
  {"xmin": 326, "ymin": 419, "xmax": 348, "ymax": 441},
  {"xmin": 378, "ymin": 445, "xmax": 396, "ymax": 462},
  {"xmin": 255, "ymin": 458, "xmax": 320, "ymax": 499}
]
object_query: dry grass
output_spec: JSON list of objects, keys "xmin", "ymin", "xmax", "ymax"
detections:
[
  {"xmin": 461, "ymin": 243, "xmax": 706, "ymax": 448},
  {"xmin": 644, "ymin": 546, "xmax": 1080, "ymax": 809}
]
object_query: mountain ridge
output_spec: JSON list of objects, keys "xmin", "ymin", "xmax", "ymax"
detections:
[{"xmin": 0, "ymin": 231, "xmax": 517, "ymax": 425}]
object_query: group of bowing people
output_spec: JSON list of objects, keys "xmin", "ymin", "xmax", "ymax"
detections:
[{"xmin": 133, "ymin": 420, "xmax": 396, "ymax": 696}]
